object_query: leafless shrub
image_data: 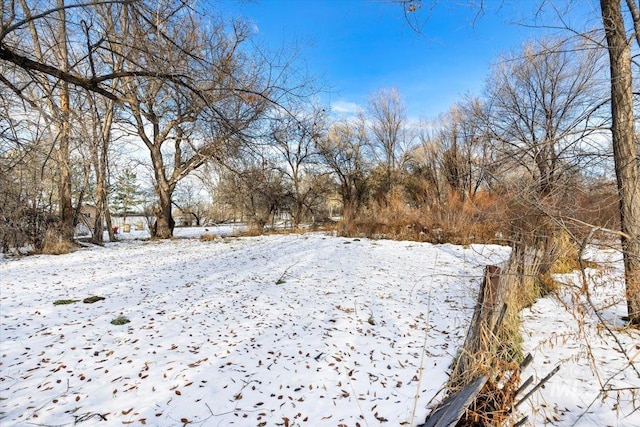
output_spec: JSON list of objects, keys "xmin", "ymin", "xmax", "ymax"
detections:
[
  {"xmin": 199, "ymin": 234, "xmax": 216, "ymax": 242},
  {"xmin": 42, "ymin": 228, "xmax": 74, "ymax": 255},
  {"xmin": 0, "ymin": 206, "xmax": 62, "ymax": 254}
]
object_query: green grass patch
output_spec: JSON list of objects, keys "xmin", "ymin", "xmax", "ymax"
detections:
[{"xmin": 110, "ymin": 316, "xmax": 130, "ymax": 325}]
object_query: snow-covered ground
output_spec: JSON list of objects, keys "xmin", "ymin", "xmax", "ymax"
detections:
[
  {"xmin": 521, "ymin": 246, "xmax": 640, "ymax": 426},
  {"xmin": 1, "ymin": 230, "xmax": 638, "ymax": 426},
  {"xmin": 111, "ymin": 223, "xmax": 248, "ymax": 240}
]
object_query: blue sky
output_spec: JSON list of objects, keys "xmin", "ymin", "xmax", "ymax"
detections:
[{"xmin": 217, "ymin": 0, "xmax": 600, "ymax": 120}]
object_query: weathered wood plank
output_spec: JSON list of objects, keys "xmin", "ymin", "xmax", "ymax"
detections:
[
  {"xmin": 452, "ymin": 265, "xmax": 504, "ymax": 382},
  {"xmin": 418, "ymin": 375, "xmax": 488, "ymax": 427}
]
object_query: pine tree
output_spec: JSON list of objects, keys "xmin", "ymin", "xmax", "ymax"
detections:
[{"xmin": 111, "ymin": 168, "xmax": 141, "ymax": 225}]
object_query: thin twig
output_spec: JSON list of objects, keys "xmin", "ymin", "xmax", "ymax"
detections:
[
  {"xmin": 577, "ymin": 232, "xmax": 640, "ymax": 379},
  {"xmin": 514, "ymin": 365, "xmax": 560, "ymax": 409},
  {"xmin": 410, "ymin": 287, "xmax": 432, "ymax": 425}
]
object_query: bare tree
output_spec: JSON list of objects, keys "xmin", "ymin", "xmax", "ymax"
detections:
[
  {"xmin": 433, "ymin": 98, "xmax": 492, "ymax": 200},
  {"xmin": 83, "ymin": 2, "xmax": 132, "ymax": 244},
  {"xmin": 0, "ymin": 77, "xmax": 63, "ymax": 252},
  {"xmin": 192, "ymin": 163, "xmax": 235, "ymax": 223},
  {"xmin": 484, "ymin": 38, "xmax": 605, "ymax": 199},
  {"xmin": 0, "ymin": 1, "xmax": 207, "ymax": 102},
  {"xmin": 217, "ymin": 156, "xmax": 288, "ymax": 232},
  {"xmin": 317, "ymin": 118, "xmax": 371, "ymax": 232},
  {"xmin": 407, "ymin": 120, "xmax": 447, "ymax": 208},
  {"xmin": 367, "ymin": 87, "xmax": 409, "ymax": 194},
  {"xmin": 2, "ymin": 1, "xmax": 309, "ymax": 240},
  {"xmin": 0, "ymin": 0, "xmax": 77, "ymax": 242},
  {"xmin": 479, "ymin": 38, "xmax": 606, "ymax": 275},
  {"xmin": 115, "ymin": 10, "xmax": 279, "ymax": 238},
  {"xmin": 173, "ymin": 178, "xmax": 211, "ymax": 227},
  {"xmin": 83, "ymin": 91, "xmax": 118, "ymax": 243},
  {"xmin": 270, "ymin": 106, "xmax": 330, "ymax": 227}
]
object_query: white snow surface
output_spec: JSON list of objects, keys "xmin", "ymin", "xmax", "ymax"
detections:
[
  {"xmin": 521, "ymin": 247, "xmax": 640, "ymax": 427},
  {"xmin": 1, "ymin": 232, "xmax": 507, "ymax": 426},
  {"xmin": 1, "ymin": 230, "xmax": 638, "ymax": 426}
]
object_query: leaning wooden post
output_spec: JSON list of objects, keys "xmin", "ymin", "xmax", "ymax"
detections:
[{"xmin": 451, "ymin": 265, "xmax": 504, "ymax": 385}]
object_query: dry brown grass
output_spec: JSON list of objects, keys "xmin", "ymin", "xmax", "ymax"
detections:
[
  {"xmin": 243, "ymin": 226, "xmax": 266, "ymax": 237},
  {"xmin": 42, "ymin": 229, "xmax": 74, "ymax": 255},
  {"xmin": 548, "ymin": 230, "xmax": 581, "ymax": 274},
  {"xmin": 426, "ymin": 192, "xmax": 504, "ymax": 245},
  {"xmin": 446, "ymin": 253, "xmax": 548, "ymax": 426},
  {"xmin": 199, "ymin": 233, "xmax": 217, "ymax": 242},
  {"xmin": 223, "ymin": 226, "xmax": 301, "ymax": 239},
  {"xmin": 341, "ymin": 189, "xmax": 507, "ymax": 245},
  {"xmin": 449, "ymin": 337, "xmax": 523, "ymax": 426},
  {"xmin": 457, "ymin": 360, "xmax": 522, "ymax": 426}
]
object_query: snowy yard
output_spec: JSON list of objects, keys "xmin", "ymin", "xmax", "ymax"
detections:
[{"xmin": 1, "ymin": 231, "xmax": 638, "ymax": 426}]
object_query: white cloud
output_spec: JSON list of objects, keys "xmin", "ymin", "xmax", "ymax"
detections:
[{"xmin": 330, "ymin": 100, "xmax": 363, "ymax": 115}]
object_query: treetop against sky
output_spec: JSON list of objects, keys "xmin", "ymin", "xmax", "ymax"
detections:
[{"xmin": 214, "ymin": 0, "xmax": 602, "ymax": 120}]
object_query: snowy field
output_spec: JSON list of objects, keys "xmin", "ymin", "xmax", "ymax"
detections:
[{"xmin": 1, "ymin": 230, "xmax": 638, "ymax": 426}]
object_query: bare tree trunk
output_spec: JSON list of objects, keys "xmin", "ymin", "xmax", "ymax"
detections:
[
  {"xmin": 92, "ymin": 99, "xmax": 116, "ymax": 243},
  {"xmin": 601, "ymin": 0, "xmax": 640, "ymax": 324},
  {"xmin": 293, "ymin": 199, "xmax": 305, "ymax": 229},
  {"xmin": 153, "ymin": 190, "xmax": 175, "ymax": 239},
  {"xmin": 57, "ymin": 100, "xmax": 74, "ymax": 240},
  {"xmin": 56, "ymin": 0, "xmax": 74, "ymax": 242},
  {"xmin": 93, "ymin": 146, "xmax": 110, "ymax": 243},
  {"xmin": 101, "ymin": 110, "xmax": 116, "ymax": 242},
  {"xmin": 150, "ymin": 146, "xmax": 175, "ymax": 239},
  {"xmin": 22, "ymin": 0, "xmax": 75, "ymax": 243}
]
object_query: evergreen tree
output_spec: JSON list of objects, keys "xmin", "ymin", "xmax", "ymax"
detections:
[{"xmin": 111, "ymin": 168, "xmax": 141, "ymax": 225}]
